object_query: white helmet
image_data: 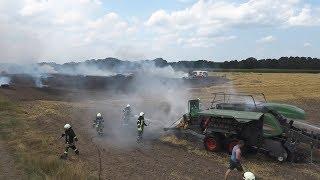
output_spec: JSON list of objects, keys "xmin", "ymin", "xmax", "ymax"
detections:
[
  {"xmin": 97, "ymin": 113, "xmax": 102, "ymax": 117},
  {"xmin": 243, "ymin": 172, "xmax": 255, "ymax": 180},
  {"xmin": 64, "ymin": 124, "xmax": 71, "ymax": 129},
  {"xmin": 126, "ymin": 104, "xmax": 130, "ymax": 108},
  {"xmin": 139, "ymin": 112, "xmax": 144, "ymax": 116}
]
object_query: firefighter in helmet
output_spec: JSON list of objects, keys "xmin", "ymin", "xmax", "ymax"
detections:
[
  {"xmin": 93, "ymin": 113, "xmax": 102, "ymax": 127},
  {"xmin": 123, "ymin": 104, "xmax": 132, "ymax": 125},
  {"xmin": 137, "ymin": 112, "xmax": 147, "ymax": 142},
  {"xmin": 60, "ymin": 124, "xmax": 79, "ymax": 159},
  {"xmin": 94, "ymin": 113, "xmax": 104, "ymax": 135}
]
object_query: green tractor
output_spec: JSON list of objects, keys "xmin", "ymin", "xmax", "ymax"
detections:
[{"xmin": 170, "ymin": 93, "xmax": 320, "ymax": 162}]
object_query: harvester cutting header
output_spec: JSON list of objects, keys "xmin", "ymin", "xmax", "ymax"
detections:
[{"xmin": 166, "ymin": 92, "xmax": 320, "ymax": 162}]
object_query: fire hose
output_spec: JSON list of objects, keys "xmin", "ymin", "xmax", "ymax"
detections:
[
  {"xmin": 90, "ymin": 136, "xmax": 102, "ymax": 180},
  {"xmin": 163, "ymin": 115, "xmax": 184, "ymax": 131}
]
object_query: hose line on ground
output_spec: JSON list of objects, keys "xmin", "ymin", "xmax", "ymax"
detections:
[{"xmin": 90, "ymin": 136, "xmax": 102, "ymax": 180}]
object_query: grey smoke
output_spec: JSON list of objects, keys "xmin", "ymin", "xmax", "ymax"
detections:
[
  {"xmin": 0, "ymin": 76, "xmax": 11, "ymax": 85},
  {"xmin": 139, "ymin": 62, "xmax": 187, "ymax": 78},
  {"xmin": 0, "ymin": 59, "xmax": 190, "ymax": 143},
  {"xmin": 0, "ymin": 63, "xmax": 56, "ymax": 87}
]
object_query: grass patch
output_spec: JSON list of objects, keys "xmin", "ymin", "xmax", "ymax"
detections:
[{"xmin": 0, "ymin": 94, "xmax": 97, "ymax": 179}]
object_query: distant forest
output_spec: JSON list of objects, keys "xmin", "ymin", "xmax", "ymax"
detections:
[
  {"xmin": 42, "ymin": 56, "xmax": 320, "ymax": 72},
  {"xmin": 166, "ymin": 57, "xmax": 320, "ymax": 70}
]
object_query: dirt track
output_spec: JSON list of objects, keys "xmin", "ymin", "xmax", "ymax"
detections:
[
  {"xmin": 63, "ymin": 96, "xmax": 232, "ymax": 179},
  {"xmin": 1, "ymin": 85, "xmax": 320, "ymax": 179}
]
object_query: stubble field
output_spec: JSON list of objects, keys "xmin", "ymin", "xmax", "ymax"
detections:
[{"xmin": 0, "ymin": 72, "xmax": 320, "ymax": 180}]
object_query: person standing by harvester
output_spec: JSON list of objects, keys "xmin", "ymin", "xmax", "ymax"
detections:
[
  {"xmin": 137, "ymin": 112, "xmax": 147, "ymax": 142},
  {"xmin": 60, "ymin": 124, "xmax": 79, "ymax": 159},
  {"xmin": 224, "ymin": 140, "xmax": 245, "ymax": 180}
]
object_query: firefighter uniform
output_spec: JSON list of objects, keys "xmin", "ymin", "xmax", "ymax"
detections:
[
  {"xmin": 137, "ymin": 112, "xmax": 147, "ymax": 142},
  {"xmin": 123, "ymin": 105, "xmax": 132, "ymax": 125},
  {"xmin": 95, "ymin": 116, "xmax": 104, "ymax": 135},
  {"xmin": 61, "ymin": 124, "xmax": 79, "ymax": 158}
]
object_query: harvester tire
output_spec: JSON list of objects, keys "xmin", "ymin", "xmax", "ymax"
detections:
[
  {"xmin": 275, "ymin": 150, "xmax": 288, "ymax": 163},
  {"xmin": 204, "ymin": 135, "xmax": 221, "ymax": 152}
]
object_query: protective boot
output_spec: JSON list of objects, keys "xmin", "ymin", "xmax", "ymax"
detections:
[
  {"xmin": 60, "ymin": 153, "xmax": 68, "ymax": 159},
  {"xmin": 136, "ymin": 132, "xmax": 143, "ymax": 143},
  {"xmin": 75, "ymin": 149, "xmax": 79, "ymax": 155}
]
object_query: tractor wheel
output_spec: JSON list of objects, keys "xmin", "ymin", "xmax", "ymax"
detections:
[
  {"xmin": 226, "ymin": 139, "xmax": 240, "ymax": 154},
  {"xmin": 204, "ymin": 135, "xmax": 221, "ymax": 152},
  {"xmin": 277, "ymin": 156, "xmax": 286, "ymax": 162},
  {"xmin": 276, "ymin": 151, "xmax": 288, "ymax": 163}
]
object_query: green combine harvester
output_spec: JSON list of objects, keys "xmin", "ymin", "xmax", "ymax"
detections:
[{"xmin": 167, "ymin": 92, "xmax": 320, "ymax": 162}]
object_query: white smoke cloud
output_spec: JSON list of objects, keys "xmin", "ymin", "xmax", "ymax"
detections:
[
  {"xmin": 139, "ymin": 63, "xmax": 188, "ymax": 78},
  {"xmin": 0, "ymin": 76, "xmax": 11, "ymax": 85},
  {"xmin": 56, "ymin": 63, "xmax": 114, "ymax": 77}
]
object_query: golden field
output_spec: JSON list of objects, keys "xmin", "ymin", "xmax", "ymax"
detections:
[
  {"xmin": 195, "ymin": 72, "xmax": 320, "ymax": 122},
  {"xmin": 203, "ymin": 72, "xmax": 320, "ymax": 100}
]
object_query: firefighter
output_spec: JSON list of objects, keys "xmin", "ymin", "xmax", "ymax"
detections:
[
  {"xmin": 137, "ymin": 112, "xmax": 147, "ymax": 142},
  {"xmin": 95, "ymin": 113, "xmax": 104, "ymax": 135},
  {"xmin": 93, "ymin": 113, "xmax": 102, "ymax": 127},
  {"xmin": 60, "ymin": 124, "xmax": 79, "ymax": 159},
  {"xmin": 123, "ymin": 104, "xmax": 132, "ymax": 125}
]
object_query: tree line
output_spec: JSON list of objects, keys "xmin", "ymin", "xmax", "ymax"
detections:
[
  {"xmin": 165, "ymin": 57, "xmax": 320, "ymax": 70},
  {"xmin": 42, "ymin": 56, "xmax": 320, "ymax": 72}
]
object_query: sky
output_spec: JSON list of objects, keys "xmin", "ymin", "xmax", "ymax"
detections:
[{"xmin": 0, "ymin": 0, "xmax": 319, "ymax": 63}]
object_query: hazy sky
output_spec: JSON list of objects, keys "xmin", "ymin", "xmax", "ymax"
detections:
[{"xmin": 0, "ymin": 0, "xmax": 319, "ymax": 63}]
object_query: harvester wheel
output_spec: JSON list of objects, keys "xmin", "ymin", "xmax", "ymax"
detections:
[
  {"xmin": 204, "ymin": 135, "xmax": 221, "ymax": 152},
  {"xmin": 226, "ymin": 139, "xmax": 240, "ymax": 154},
  {"xmin": 275, "ymin": 152, "xmax": 288, "ymax": 163}
]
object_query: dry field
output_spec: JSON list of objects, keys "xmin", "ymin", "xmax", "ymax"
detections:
[
  {"xmin": 0, "ymin": 72, "xmax": 320, "ymax": 179},
  {"xmin": 201, "ymin": 72, "xmax": 320, "ymax": 124}
]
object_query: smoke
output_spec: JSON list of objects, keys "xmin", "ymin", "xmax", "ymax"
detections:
[
  {"xmin": 54, "ymin": 63, "xmax": 115, "ymax": 77},
  {"xmin": 0, "ymin": 63, "xmax": 56, "ymax": 87},
  {"xmin": 0, "ymin": 62, "xmax": 112, "ymax": 87},
  {"xmin": 75, "ymin": 62, "xmax": 191, "ymax": 149},
  {"xmin": 0, "ymin": 76, "xmax": 11, "ymax": 85},
  {"xmin": 1, "ymin": 59, "xmax": 190, "ymax": 148},
  {"xmin": 101, "ymin": 83, "xmax": 189, "ymax": 149},
  {"xmin": 139, "ymin": 62, "xmax": 187, "ymax": 78}
]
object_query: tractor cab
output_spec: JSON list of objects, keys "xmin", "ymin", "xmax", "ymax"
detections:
[{"xmin": 188, "ymin": 99, "xmax": 200, "ymax": 118}]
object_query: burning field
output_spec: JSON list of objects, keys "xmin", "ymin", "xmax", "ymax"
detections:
[{"xmin": 0, "ymin": 67, "xmax": 320, "ymax": 179}]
